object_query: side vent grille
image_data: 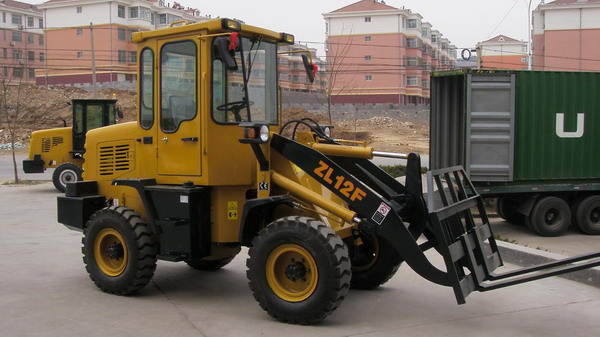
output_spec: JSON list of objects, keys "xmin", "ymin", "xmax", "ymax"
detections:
[
  {"xmin": 98, "ymin": 142, "xmax": 133, "ymax": 176},
  {"xmin": 41, "ymin": 136, "xmax": 64, "ymax": 153}
]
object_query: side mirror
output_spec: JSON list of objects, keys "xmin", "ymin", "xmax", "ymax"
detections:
[
  {"xmin": 215, "ymin": 36, "xmax": 238, "ymax": 70},
  {"xmin": 116, "ymin": 105, "xmax": 124, "ymax": 119},
  {"xmin": 302, "ymin": 54, "xmax": 317, "ymax": 83}
]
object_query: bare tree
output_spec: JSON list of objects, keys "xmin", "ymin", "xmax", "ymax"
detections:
[
  {"xmin": 323, "ymin": 28, "xmax": 358, "ymax": 124},
  {"xmin": 0, "ymin": 48, "xmax": 34, "ymax": 184}
]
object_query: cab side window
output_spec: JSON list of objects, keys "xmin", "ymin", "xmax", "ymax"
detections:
[
  {"xmin": 160, "ymin": 41, "xmax": 197, "ymax": 133},
  {"xmin": 140, "ymin": 48, "xmax": 154, "ymax": 129}
]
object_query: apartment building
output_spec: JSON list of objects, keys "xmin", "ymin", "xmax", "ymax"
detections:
[
  {"xmin": 477, "ymin": 35, "xmax": 528, "ymax": 70},
  {"xmin": 0, "ymin": 0, "xmax": 44, "ymax": 84},
  {"xmin": 36, "ymin": 0, "xmax": 207, "ymax": 86},
  {"xmin": 533, "ymin": 0, "xmax": 600, "ymax": 71},
  {"xmin": 323, "ymin": 0, "xmax": 456, "ymax": 105}
]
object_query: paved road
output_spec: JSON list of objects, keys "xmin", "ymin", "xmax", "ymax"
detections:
[
  {"xmin": 1, "ymin": 183, "xmax": 599, "ymax": 337},
  {"xmin": 0, "ymin": 150, "xmax": 53, "ymax": 182}
]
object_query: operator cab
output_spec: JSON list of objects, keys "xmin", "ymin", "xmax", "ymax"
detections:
[{"xmin": 71, "ymin": 99, "xmax": 122, "ymax": 156}]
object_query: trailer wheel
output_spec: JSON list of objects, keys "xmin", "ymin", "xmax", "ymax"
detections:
[
  {"xmin": 186, "ymin": 255, "xmax": 237, "ymax": 271},
  {"xmin": 573, "ymin": 196, "xmax": 600, "ymax": 235},
  {"xmin": 52, "ymin": 162, "xmax": 82, "ymax": 192},
  {"xmin": 496, "ymin": 197, "xmax": 526, "ymax": 225},
  {"xmin": 247, "ymin": 216, "xmax": 351, "ymax": 325},
  {"xmin": 82, "ymin": 206, "xmax": 157, "ymax": 295},
  {"xmin": 348, "ymin": 233, "xmax": 402, "ymax": 289},
  {"xmin": 529, "ymin": 197, "xmax": 571, "ymax": 237}
]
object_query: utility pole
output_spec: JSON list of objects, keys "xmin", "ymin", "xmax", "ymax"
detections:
[
  {"xmin": 527, "ymin": 0, "xmax": 534, "ymax": 70},
  {"xmin": 89, "ymin": 22, "xmax": 98, "ymax": 98}
]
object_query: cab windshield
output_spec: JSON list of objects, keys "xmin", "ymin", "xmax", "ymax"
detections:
[{"xmin": 212, "ymin": 36, "xmax": 278, "ymax": 124}]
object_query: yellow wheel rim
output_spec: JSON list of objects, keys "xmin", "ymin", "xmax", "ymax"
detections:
[
  {"xmin": 94, "ymin": 228, "xmax": 128, "ymax": 277},
  {"xmin": 266, "ymin": 244, "xmax": 318, "ymax": 302},
  {"xmin": 352, "ymin": 234, "xmax": 380, "ymax": 273}
]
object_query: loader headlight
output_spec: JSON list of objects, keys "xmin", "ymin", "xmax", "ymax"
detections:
[
  {"xmin": 260, "ymin": 125, "xmax": 270, "ymax": 142},
  {"xmin": 323, "ymin": 126, "xmax": 331, "ymax": 137},
  {"xmin": 239, "ymin": 123, "xmax": 270, "ymax": 144}
]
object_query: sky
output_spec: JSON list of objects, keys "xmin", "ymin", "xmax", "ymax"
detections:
[{"xmin": 24, "ymin": 0, "xmax": 544, "ymax": 58}]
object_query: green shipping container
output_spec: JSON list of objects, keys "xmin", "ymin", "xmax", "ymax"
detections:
[{"xmin": 430, "ymin": 69, "xmax": 600, "ymax": 194}]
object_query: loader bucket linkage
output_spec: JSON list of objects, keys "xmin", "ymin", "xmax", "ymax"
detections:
[{"xmin": 272, "ymin": 134, "xmax": 600, "ymax": 304}]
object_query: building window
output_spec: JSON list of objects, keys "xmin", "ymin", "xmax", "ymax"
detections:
[
  {"xmin": 28, "ymin": 34, "xmax": 34, "ymax": 44},
  {"xmin": 77, "ymin": 51, "xmax": 83, "ymax": 58},
  {"xmin": 129, "ymin": 51, "xmax": 136, "ymax": 63},
  {"xmin": 406, "ymin": 38, "xmax": 419, "ymax": 48},
  {"xmin": 364, "ymin": 36, "xmax": 371, "ymax": 42},
  {"xmin": 39, "ymin": 18, "xmax": 43, "ymax": 28},
  {"xmin": 12, "ymin": 14, "xmax": 21, "ymax": 25},
  {"xmin": 28, "ymin": 51, "xmax": 34, "ymax": 62},
  {"xmin": 39, "ymin": 35, "xmax": 44, "ymax": 45},
  {"xmin": 118, "ymin": 50, "xmax": 126, "ymax": 63},
  {"xmin": 159, "ymin": 13, "xmax": 167, "ymax": 24},
  {"xmin": 12, "ymin": 49, "xmax": 22, "ymax": 60},
  {"xmin": 12, "ymin": 31, "xmax": 21, "ymax": 42},
  {"xmin": 28, "ymin": 68, "xmax": 35, "ymax": 79},
  {"xmin": 13, "ymin": 67, "xmax": 23, "ymax": 78},
  {"xmin": 365, "ymin": 55, "xmax": 372, "ymax": 61},
  {"xmin": 407, "ymin": 19, "xmax": 420, "ymax": 29},
  {"xmin": 76, "ymin": 28, "xmax": 83, "ymax": 36},
  {"xmin": 364, "ymin": 17, "xmax": 371, "ymax": 22},
  {"xmin": 407, "ymin": 76, "xmax": 419, "ymax": 86},
  {"xmin": 431, "ymin": 34, "xmax": 437, "ymax": 43},
  {"xmin": 27, "ymin": 16, "xmax": 33, "ymax": 28},
  {"xmin": 521, "ymin": 45, "xmax": 527, "ymax": 52},
  {"xmin": 76, "ymin": 7, "xmax": 82, "ymax": 13},
  {"xmin": 129, "ymin": 7, "xmax": 139, "ymax": 18},
  {"xmin": 3, "ymin": 67, "xmax": 7, "ymax": 77},
  {"xmin": 423, "ymin": 79, "xmax": 430, "ymax": 89},
  {"xmin": 406, "ymin": 57, "xmax": 419, "ymax": 66},
  {"xmin": 2, "ymin": 48, "xmax": 6, "ymax": 59},
  {"xmin": 118, "ymin": 28, "xmax": 126, "ymax": 40},
  {"xmin": 39, "ymin": 52, "xmax": 44, "ymax": 61},
  {"xmin": 118, "ymin": 5, "xmax": 125, "ymax": 18},
  {"xmin": 2, "ymin": 12, "xmax": 5, "ymax": 23},
  {"xmin": 365, "ymin": 75, "xmax": 372, "ymax": 81}
]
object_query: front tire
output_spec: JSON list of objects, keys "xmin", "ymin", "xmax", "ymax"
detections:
[
  {"xmin": 348, "ymin": 232, "xmax": 402, "ymax": 289},
  {"xmin": 82, "ymin": 207, "xmax": 157, "ymax": 295},
  {"xmin": 247, "ymin": 216, "xmax": 351, "ymax": 325},
  {"xmin": 52, "ymin": 162, "xmax": 83, "ymax": 192}
]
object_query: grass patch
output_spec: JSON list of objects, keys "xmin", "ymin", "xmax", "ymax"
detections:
[
  {"xmin": 494, "ymin": 234, "xmax": 519, "ymax": 245},
  {"xmin": 378, "ymin": 164, "xmax": 427, "ymax": 178},
  {"xmin": 1, "ymin": 180, "xmax": 45, "ymax": 186}
]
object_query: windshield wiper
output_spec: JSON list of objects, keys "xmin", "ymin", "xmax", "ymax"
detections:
[{"xmin": 238, "ymin": 37, "xmax": 262, "ymax": 122}]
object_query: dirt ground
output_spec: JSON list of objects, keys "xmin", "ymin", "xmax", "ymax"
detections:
[{"xmin": 1, "ymin": 86, "xmax": 429, "ymax": 155}]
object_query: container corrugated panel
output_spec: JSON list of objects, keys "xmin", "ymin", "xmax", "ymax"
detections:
[
  {"xmin": 430, "ymin": 69, "xmax": 600, "ymax": 184},
  {"xmin": 514, "ymin": 71, "xmax": 600, "ymax": 181}
]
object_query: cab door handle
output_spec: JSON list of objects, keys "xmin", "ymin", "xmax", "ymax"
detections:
[{"xmin": 181, "ymin": 137, "xmax": 198, "ymax": 142}]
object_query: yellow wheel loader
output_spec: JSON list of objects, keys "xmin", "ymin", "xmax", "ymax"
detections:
[
  {"xmin": 23, "ymin": 99, "xmax": 122, "ymax": 192},
  {"xmin": 56, "ymin": 19, "xmax": 600, "ymax": 325}
]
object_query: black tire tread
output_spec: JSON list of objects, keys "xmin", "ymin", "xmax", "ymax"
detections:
[
  {"xmin": 247, "ymin": 216, "xmax": 351, "ymax": 325},
  {"xmin": 82, "ymin": 206, "xmax": 157, "ymax": 295}
]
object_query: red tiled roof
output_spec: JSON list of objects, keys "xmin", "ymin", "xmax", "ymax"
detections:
[
  {"xmin": 546, "ymin": 0, "xmax": 600, "ymax": 5},
  {"xmin": 483, "ymin": 34, "xmax": 520, "ymax": 43},
  {"xmin": 1, "ymin": 0, "xmax": 40, "ymax": 11},
  {"xmin": 330, "ymin": 0, "xmax": 397, "ymax": 13}
]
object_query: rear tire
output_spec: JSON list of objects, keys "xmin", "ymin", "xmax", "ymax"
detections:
[
  {"xmin": 82, "ymin": 207, "xmax": 157, "ymax": 295},
  {"xmin": 496, "ymin": 197, "xmax": 526, "ymax": 225},
  {"xmin": 573, "ymin": 195, "xmax": 600, "ymax": 235},
  {"xmin": 348, "ymin": 232, "xmax": 402, "ymax": 290},
  {"xmin": 53, "ymin": 162, "xmax": 83, "ymax": 192},
  {"xmin": 247, "ymin": 216, "xmax": 351, "ymax": 325},
  {"xmin": 529, "ymin": 197, "xmax": 571, "ymax": 237}
]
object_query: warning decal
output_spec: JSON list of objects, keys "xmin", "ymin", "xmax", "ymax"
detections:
[
  {"xmin": 372, "ymin": 202, "xmax": 391, "ymax": 225},
  {"xmin": 227, "ymin": 201, "xmax": 238, "ymax": 220}
]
